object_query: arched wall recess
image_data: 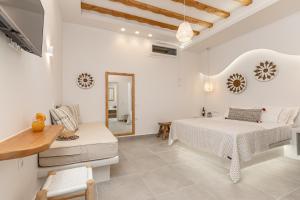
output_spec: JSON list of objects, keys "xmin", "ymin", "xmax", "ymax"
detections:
[{"xmin": 199, "ymin": 49, "xmax": 300, "ymax": 113}]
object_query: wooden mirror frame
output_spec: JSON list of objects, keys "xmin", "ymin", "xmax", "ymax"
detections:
[{"xmin": 105, "ymin": 72, "xmax": 135, "ymax": 136}]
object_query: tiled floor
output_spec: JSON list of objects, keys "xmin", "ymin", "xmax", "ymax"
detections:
[{"xmin": 96, "ymin": 135, "xmax": 300, "ymax": 200}]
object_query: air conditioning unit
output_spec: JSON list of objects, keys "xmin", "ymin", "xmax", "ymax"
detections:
[{"xmin": 151, "ymin": 44, "xmax": 177, "ymax": 57}]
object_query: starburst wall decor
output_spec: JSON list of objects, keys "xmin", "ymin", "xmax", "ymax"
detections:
[
  {"xmin": 226, "ymin": 73, "xmax": 247, "ymax": 94},
  {"xmin": 254, "ymin": 61, "xmax": 277, "ymax": 81},
  {"xmin": 77, "ymin": 73, "xmax": 95, "ymax": 89}
]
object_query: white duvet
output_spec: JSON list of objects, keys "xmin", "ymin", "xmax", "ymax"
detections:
[{"xmin": 168, "ymin": 117, "xmax": 292, "ymax": 183}]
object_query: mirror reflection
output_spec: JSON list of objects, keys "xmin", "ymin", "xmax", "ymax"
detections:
[{"xmin": 106, "ymin": 73, "xmax": 135, "ymax": 135}]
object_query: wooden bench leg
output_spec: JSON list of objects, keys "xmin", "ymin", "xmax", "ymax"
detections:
[{"xmin": 86, "ymin": 179, "xmax": 95, "ymax": 200}]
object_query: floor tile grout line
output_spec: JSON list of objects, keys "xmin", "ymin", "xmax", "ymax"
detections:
[
  {"xmin": 276, "ymin": 184, "xmax": 300, "ymax": 200},
  {"xmin": 241, "ymin": 181, "xmax": 277, "ymax": 200}
]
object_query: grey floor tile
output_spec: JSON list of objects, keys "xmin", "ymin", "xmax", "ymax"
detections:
[
  {"xmin": 156, "ymin": 148, "xmax": 203, "ymax": 164},
  {"xmin": 121, "ymin": 146, "xmax": 155, "ymax": 160},
  {"xmin": 110, "ymin": 159, "xmax": 140, "ymax": 178},
  {"xmin": 280, "ymin": 187, "xmax": 300, "ymax": 200},
  {"xmin": 241, "ymin": 163, "xmax": 300, "ymax": 199},
  {"xmin": 147, "ymin": 142, "xmax": 183, "ymax": 153},
  {"xmin": 99, "ymin": 174, "xmax": 154, "ymax": 200},
  {"xmin": 141, "ymin": 165, "xmax": 194, "ymax": 196},
  {"xmin": 169, "ymin": 159, "xmax": 228, "ymax": 184},
  {"xmin": 155, "ymin": 184, "xmax": 217, "ymax": 200},
  {"xmin": 133, "ymin": 154, "xmax": 168, "ymax": 173},
  {"xmin": 198, "ymin": 181, "xmax": 275, "ymax": 200}
]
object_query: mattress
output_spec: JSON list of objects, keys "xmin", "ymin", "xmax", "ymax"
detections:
[
  {"xmin": 39, "ymin": 122, "xmax": 118, "ymax": 167},
  {"xmin": 169, "ymin": 117, "xmax": 292, "ymax": 183}
]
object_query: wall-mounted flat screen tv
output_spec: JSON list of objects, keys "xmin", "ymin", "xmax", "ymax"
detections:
[{"xmin": 0, "ymin": 0, "xmax": 44, "ymax": 57}]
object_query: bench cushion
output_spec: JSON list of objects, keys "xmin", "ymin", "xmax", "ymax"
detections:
[{"xmin": 39, "ymin": 122, "xmax": 118, "ymax": 167}]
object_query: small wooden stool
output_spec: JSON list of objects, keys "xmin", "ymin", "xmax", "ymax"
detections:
[
  {"xmin": 36, "ymin": 166, "xmax": 95, "ymax": 200},
  {"xmin": 157, "ymin": 122, "xmax": 172, "ymax": 140}
]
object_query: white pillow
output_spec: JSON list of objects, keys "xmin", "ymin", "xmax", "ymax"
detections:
[
  {"xmin": 287, "ymin": 107, "xmax": 299, "ymax": 125},
  {"xmin": 278, "ymin": 107, "xmax": 299, "ymax": 125},
  {"xmin": 261, "ymin": 107, "xmax": 282, "ymax": 123},
  {"xmin": 293, "ymin": 113, "xmax": 300, "ymax": 127}
]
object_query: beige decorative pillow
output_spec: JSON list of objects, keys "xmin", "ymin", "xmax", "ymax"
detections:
[
  {"xmin": 50, "ymin": 106, "xmax": 78, "ymax": 132},
  {"xmin": 66, "ymin": 104, "xmax": 81, "ymax": 125},
  {"xmin": 227, "ymin": 108, "xmax": 262, "ymax": 123}
]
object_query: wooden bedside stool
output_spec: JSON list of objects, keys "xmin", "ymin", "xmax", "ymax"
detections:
[
  {"xmin": 157, "ymin": 122, "xmax": 172, "ymax": 140},
  {"xmin": 36, "ymin": 166, "xmax": 95, "ymax": 200}
]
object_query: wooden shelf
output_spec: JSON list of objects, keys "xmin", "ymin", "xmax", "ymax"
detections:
[{"xmin": 0, "ymin": 125, "xmax": 63, "ymax": 161}]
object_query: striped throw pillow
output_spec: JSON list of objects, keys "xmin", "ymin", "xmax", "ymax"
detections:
[
  {"xmin": 66, "ymin": 104, "xmax": 81, "ymax": 125},
  {"xmin": 227, "ymin": 108, "xmax": 262, "ymax": 123},
  {"xmin": 50, "ymin": 106, "xmax": 78, "ymax": 132}
]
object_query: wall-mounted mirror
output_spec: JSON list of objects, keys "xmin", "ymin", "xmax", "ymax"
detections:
[{"xmin": 105, "ymin": 72, "xmax": 135, "ymax": 136}]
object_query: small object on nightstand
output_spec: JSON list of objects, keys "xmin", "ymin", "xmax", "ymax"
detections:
[
  {"xmin": 202, "ymin": 107, "xmax": 206, "ymax": 117},
  {"xmin": 157, "ymin": 122, "xmax": 172, "ymax": 140},
  {"xmin": 207, "ymin": 112, "xmax": 212, "ymax": 118}
]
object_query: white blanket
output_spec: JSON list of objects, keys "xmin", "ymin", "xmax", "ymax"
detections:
[{"xmin": 168, "ymin": 117, "xmax": 292, "ymax": 183}]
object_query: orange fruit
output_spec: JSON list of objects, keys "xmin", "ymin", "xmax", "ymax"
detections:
[
  {"xmin": 36, "ymin": 113, "xmax": 46, "ymax": 122},
  {"xmin": 32, "ymin": 120, "xmax": 45, "ymax": 132}
]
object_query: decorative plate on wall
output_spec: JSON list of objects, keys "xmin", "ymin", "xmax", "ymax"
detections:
[
  {"xmin": 226, "ymin": 73, "xmax": 247, "ymax": 94},
  {"xmin": 77, "ymin": 73, "xmax": 95, "ymax": 89},
  {"xmin": 254, "ymin": 61, "xmax": 277, "ymax": 81}
]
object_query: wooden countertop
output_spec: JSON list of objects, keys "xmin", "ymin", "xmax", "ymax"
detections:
[{"xmin": 0, "ymin": 125, "xmax": 64, "ymax": 161}]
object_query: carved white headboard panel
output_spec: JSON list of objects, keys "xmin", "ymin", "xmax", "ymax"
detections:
[{"xmin": 205, "ymin": 49, "xmax": 300, "ymax": 113}]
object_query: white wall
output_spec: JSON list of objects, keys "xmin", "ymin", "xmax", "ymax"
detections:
[
  {"xmin": 0, "ymin": 0, "xmax": 62, "ymax": 199},
  {"xmin": 62, "ymin": 23, "xmax": 202, "ymax": 135},
  {"xmin": 199, "ymin": 11, "xmax": 300, "ymax": 76}
]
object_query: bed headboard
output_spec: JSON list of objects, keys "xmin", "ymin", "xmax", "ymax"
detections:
[{"xmin": 203, "ymin": 49, "xmax": 300, "ymax": 114}]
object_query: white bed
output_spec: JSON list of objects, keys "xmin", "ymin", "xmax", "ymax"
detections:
[{"xmin": 169, "ymin": 117, "xmax": 292, "ymax": 183}]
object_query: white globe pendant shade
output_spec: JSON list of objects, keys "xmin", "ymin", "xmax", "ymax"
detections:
[{"xmin": 176, "ymin": 21, "xmax": 194, "ymax": 43}]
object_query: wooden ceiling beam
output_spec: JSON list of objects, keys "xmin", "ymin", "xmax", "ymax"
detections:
[
  {"xmin": 234, "ymin": 0, "xmax": 253, "ymax": 6},
  {"xmin": 110, "ymin": 0, "xmax": 213, "ymax": 28},
  {"xmin": 81, "ymin": 2, "xmax": 200, "ymax": 35},
  {"xmin": 171, "ymin": 0, "xmax": 230, "ymax": 18}
]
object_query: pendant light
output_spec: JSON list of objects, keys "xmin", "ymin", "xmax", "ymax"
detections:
[
  {"xmin": 176, "ymin": 0, "xmax": 193, "ymax": 43},
  {"xmin": 204, "ymin": 48, "xmax": 214, "ymax": 92}
]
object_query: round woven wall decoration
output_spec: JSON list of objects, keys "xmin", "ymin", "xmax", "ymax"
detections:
[
  {"xmin": 226, "ymin": 73, "xmax": 247, "ymax": 94},
  {"xmin": 77, "ymin": 73, "xmax": 95, "ymax": 89},
  {"xmin": 254, "ymin": 61, "xmax": 277, "ymax": 81}
]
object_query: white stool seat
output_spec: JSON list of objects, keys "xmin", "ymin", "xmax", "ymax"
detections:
[
  {"xmin": 36, "ymin": 166, "xmax": 95, "ymax": 200},
  {"xmin": 45, "ymin": 167, "xmax": 92, "ymax": 197}
]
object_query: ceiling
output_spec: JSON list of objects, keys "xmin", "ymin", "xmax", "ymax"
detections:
[{"xmin": 58, "ymin": 0, "xmax": 299, "ymax": 52}]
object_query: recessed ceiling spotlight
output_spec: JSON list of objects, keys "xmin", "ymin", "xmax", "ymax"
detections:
[
  {"xmin": 121, "ymin": 28, "xmax": 126, "ymax": 32},
  {"xmin": 148, "ymin": 34, "xmax": 153, "ymax": 38},
  {"xmin": 135, "ymin": 31, "xmax": 140, "ymax": 35}
]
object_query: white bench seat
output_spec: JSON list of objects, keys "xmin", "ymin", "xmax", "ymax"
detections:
[{"xmin": 39, "ymin": 122, "xmax": 118, "ymax": 167}]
